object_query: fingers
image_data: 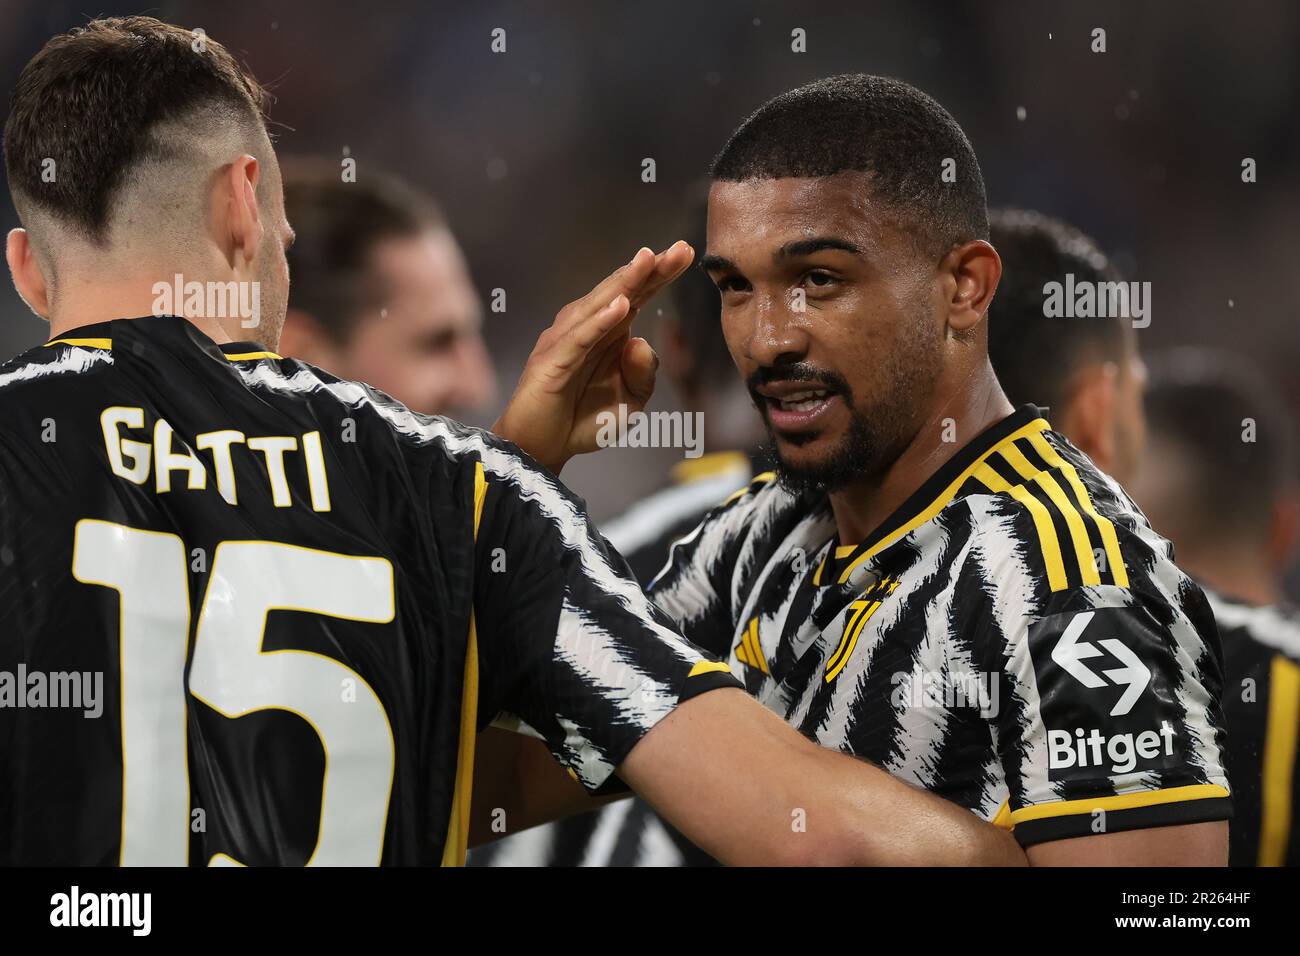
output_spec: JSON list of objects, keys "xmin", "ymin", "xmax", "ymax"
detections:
[
  {"xmin": 548, "ymin": 293, "xmax": 631, "ymax": 374},
  {"xmin": 621, "ymin": 336, "xmax": 658, "ymax": 406},
  {"xmin": 628, "ymin": 240, "xmax": 695, "ymax": 309}
]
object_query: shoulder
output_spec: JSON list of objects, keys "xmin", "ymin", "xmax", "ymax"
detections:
[
  {"xmin": 1207, "ymin": 590, "xmax": 1300, "ymax": 662},
  {"xmin": 0, "ymin": 340, "xmax": 114, "ymax": 403}
]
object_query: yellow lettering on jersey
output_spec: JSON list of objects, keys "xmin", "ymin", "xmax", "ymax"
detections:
[
  {"xmin": 100, "ymin": 407, "xmax": 333, "ymax": 512},
  {"xmin": 302, "ymin": 431, "xmax": 332, "ymax": 513},
  {"xmin": 247, "ymin": 436, "xmax": 299, "ymax": 508},
  {"xmin": 195, "ymin": 430, "xmax": 247, "ymax": 505},
  {"xmin": 101, "ymin": 407, "xmax": 152, "ymax": 484},
  {"xmin": 154, "ymin": 419, "xmax": 207, "ymax": 493}
]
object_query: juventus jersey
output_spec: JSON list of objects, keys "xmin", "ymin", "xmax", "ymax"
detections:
[
  {"xmin": 470, "ymin": 451, "xmax": 756, "ymax": 867},
  {"xmin": 651, "ymin": 405, "xmax": 1232, "ymax": 846},
  {"xmin": 1210, "ymin": 590, "xmax": 1300, "ymax": 866},
  {"xmin": 0, "ymin": 316, "xmax": 737, "ymax": 866}
]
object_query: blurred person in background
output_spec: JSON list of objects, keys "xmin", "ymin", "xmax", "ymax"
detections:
[
  {"xmin": 1129, "ymin": 349, "xmax": 1300, "ymax": 866},
  {"xmin": 471, "ymin": 190, "xmax": 767, "ymax": 867},
  {"xmin": 987, "ymin": 208, "xmax": 1146, "ymax": 486},
  {"xmin": 278, "ymin": 160, "xmax": 497, "ymax": 418}
]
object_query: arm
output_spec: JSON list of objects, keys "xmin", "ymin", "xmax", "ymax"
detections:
[
  {"xmin": 469, "ymin": 726, "xmax": 621, "ymax": 848},
  {"xmin": 619, "ymin": 688, "xmax": 1025, "ymax": 866}
]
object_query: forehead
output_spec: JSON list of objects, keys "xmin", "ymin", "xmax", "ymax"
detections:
[{"xmin": 706, "ymin": 170, "xmax": 890, "ymax": 255}]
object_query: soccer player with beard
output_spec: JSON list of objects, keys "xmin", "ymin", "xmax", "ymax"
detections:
[
  {"xmin": 498, "ymin": 74, "xmax": 1231, "ymax": 863},
  {"xmin": 0, "ymin": 21, "xmax": 1026, "ymax": 866}
]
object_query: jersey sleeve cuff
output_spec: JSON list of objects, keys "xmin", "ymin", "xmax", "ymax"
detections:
[
  {"xmin": 589, "ymin": 663, "xmax": 743, "ymax": 797},
  {"xmin": 1008, "ymin": 783, "xmax": 1232, "ymax": 847}
]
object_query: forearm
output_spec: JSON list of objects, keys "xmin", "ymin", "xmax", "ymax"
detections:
[
  {"xmin": 620, "ymin": 689, "xmax": 1026, "ymax": 866},
  {"xmin": 469, "ymin": 725, "xmax": 620, "ymax": 847}
]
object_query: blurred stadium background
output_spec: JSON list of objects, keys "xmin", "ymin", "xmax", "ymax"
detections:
[{"xmin": 2, "ymin": 0, "xmax": 1297, "ymax": 542}]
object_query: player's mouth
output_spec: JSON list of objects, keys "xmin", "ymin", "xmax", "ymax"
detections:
[{"xmin": 754, "ymin": 381, "xmax": 842, "ymax": 433}]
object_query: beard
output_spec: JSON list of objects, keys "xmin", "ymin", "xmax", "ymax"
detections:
[{"xmin": 753, "ymin": 318, "xmax": 942, "ymax": 495}]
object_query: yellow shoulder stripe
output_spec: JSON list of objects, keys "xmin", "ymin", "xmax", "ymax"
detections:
[
  {"xmin": 837, "ymin": 418, "xmax": 1052, "ymax": 585},
  {"xmin": 975, "ymin": 461, "xmax": 1069, "ymax": 592},
  {"xmin": 1026, "ymin": 432, "xmax": 1129, "ymax": 588}
]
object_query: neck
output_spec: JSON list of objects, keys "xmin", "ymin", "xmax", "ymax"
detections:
[
  {"xmin": 45, "ymin": 265, "xmax": 240, "ymax": 345},
  {"xmin": 828, "ymin": 359, "xmax": 1013, "ymax": 544}
]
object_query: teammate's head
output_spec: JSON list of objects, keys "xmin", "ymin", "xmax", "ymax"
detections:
[
  {"xmin": 4, "ymin": 17, "xmax": 293, "ymax": 346},
  {"xmin": 1129, "ymin": 349, "xmax": 1300, "ymax": 600},
  {"xmin": 277, "ymin": 161, "xmax": 496, "ymax": 417},
  {"xmin": 703, "ymin": 74, "xmax": 1001, "ymax": 492},
  {"xmin": 988, "ymin": 209, "xmax": 1146, "ymax": 484}
]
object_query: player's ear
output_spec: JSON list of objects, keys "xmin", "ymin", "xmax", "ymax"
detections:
[
  {"xmin": 945, "ymin": 239, "xmax": 1001, "ymax": 334},
  {"xmin": 6, "ymin": 228, "xmax": 50, "ymax": 321},
  {"xmin": 216, "ymin": 155, "xmax": 263, "ymax": 272},
  {"xmin": 1063, "ymin": 362, "xmax": 1120, "ymax": 471}
]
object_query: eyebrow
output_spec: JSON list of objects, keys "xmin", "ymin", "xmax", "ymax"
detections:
[
  {"xmin": 777, "ymin": 236, "xmax": 864, "ymax": 259},
  {"xmin": 700, "ymin": 236, "xmax": 865, "ymax": 274}
]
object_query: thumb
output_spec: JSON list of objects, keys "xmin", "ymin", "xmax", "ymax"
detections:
[{"xmin": 621, "ymin": 336, "xmax": 658, "ymax": 408}]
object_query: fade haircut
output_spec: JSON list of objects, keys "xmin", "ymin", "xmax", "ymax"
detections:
[
  {"xmin": 1143, "ymin": 348, "xmax": 1298, "ymax": 550},
  {"xmin": 3, "ymin": 16, "xmax": 270, "ymax": 278},
  {"xmin": 710, "ymin": 74, "xmax": 988, "ymax": 258},
  {"xmin": 281, "ymin": 160, "xmax": 447, "ymax": 344},
  {"xmin": 987, "ymin": 209, "xmax": 1131, "ymax": 414}
]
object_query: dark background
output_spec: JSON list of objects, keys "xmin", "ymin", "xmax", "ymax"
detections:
[{"xmin": 2, "ymin": 0, "xmax": 1297, "ymax": 521}]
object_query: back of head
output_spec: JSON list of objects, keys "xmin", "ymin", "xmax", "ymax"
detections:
[
  {"xmin": 987, "ymin": 209, "xmax": 1129, "ymax": 414},
  {"xmin": 711, "ymin": 74, "xmax": 988, "ymax": 260},
  {"xmin": 1135, "ymin": 348, "xmax": 1299, "ymax": 577},
  {"xmin": 280, "ymin": 160, "xmax": 445, "ymax": 344},
  {"xmin": 4, "ymin": 16, "xmax": 270, "ymax": 290}
]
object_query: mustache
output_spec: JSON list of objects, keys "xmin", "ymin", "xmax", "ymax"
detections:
[{"xmin": 746, "ymin": 362, "xmax": 853, "ymax": 397}]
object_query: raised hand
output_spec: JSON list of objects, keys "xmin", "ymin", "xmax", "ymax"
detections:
[{"xmin": 493, "ymin": 241, "xmax": 694, "ymax": 473}]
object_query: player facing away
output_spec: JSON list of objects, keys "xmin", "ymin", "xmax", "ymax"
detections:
[
  {"xmin": 498, "ymin": 75, "xmax": 1232, "ymax": 864},
  {"xmin": 1130, "ymin": 350, "xmax": 1300, "ymax": 866},
  {"xmin": 0, "ymin": 18, "xmax": 1027, "ymax": 866}
]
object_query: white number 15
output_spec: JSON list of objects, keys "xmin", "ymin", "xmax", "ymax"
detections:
[{"xmin": 72, "ymin": 518, "xmax": 396, "ymax": 866}]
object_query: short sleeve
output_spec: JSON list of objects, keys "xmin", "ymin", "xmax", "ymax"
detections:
[
  {"xmin": 470, "ymin": 449, "xmax": 739, "ymax": 794},
  {"xmin": 993, "ymin": 583, "xmax": 1232, "ymax": 846}
]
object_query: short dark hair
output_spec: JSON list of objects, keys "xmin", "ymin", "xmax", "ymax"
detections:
[
  {"xmin": 4, "ymin": 16, "xmax": 269, "ymax": 243},
  {"xmin": 987, "ymin": 209, "xmax": 1130, "ymax": 413},
  {"xmin": 282, "ymin": 160, "xmax": 446, "ymax": 343},
  {"xmin": 710, "ymin": 74, "xmax": 988, "ymax": 257},
  {"xmin": 1143, "ymin": 349, "xmax": 1298, "ymax": 547}
]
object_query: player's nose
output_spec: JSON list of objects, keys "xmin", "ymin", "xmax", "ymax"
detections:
[{"xmin": 745, "ymin": 296, "xmax": 810, "ymax": 368}]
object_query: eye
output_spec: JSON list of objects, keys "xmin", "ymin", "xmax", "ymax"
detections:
[
  {"xmin": 802, "ymin": 270, "xmax": 837, "ymax": 289},
  {"xmin": 715, "ymin": 275, "xmax": 751, "ymax": 295}
]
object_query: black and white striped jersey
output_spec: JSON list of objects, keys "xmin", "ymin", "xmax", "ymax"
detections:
[
  {"xmin": 469, "ymin": 451, "xmax": 755, "ymax": 867},
  {"xmin": 0, "ymin": 315, "xmax": 738, "ymax": 866},
  {"xmin": 1210, "ymin": 590, "xmax": 1300, "ymax": 866},
  {"xmin": 650, "ymin": 405, "xmax": 1232, "ymax": 846}
]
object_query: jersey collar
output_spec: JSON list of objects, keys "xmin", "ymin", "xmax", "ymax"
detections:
[
  {"xmin": 815, "ymin": 404, "xmax": 1052, "ymax": 586},
  {"xmin": 44, "ymin": 315, "xmax": 280, "ymax": 361}
]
